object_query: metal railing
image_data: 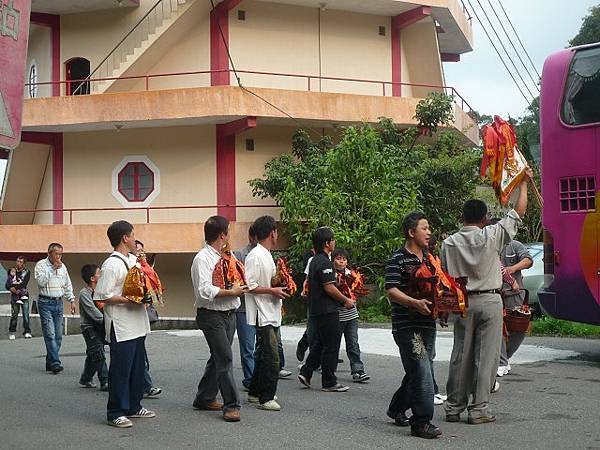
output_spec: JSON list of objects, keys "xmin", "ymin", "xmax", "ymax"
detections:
[
  {"xmin": 26, "ymin": 69, "xmax": 475, "ymax": 114},
  {"xmin": 0, "ymin": 204, "xmax": 280, "ymax": 225},
  {"xmin": 73, "ymin": 0, "xmax": 188, "ymax": 95}
]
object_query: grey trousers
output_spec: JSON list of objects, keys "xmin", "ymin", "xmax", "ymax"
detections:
[
  {"xmin": 445, "ymin": 293, "xmax": 503, "ymax": 418},
  {"xmin": 499, "ymin": 331, "xmax": 526, "ymax": 367},
  {"xmin": 195, "ymin": 308, "xmax": 241, "ymax": 411}
]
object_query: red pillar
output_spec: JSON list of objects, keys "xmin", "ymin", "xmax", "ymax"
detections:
[
  {"xmin": 210, "ymin": 0, "xmax": 243, "ymax": 86},
  {"xmin": 52, "ymin": 134, "xmax": 63, "ymax": 224},
  {"xmin": 216, "ymin": 125, "xmax": 236, "ymax": 220}
]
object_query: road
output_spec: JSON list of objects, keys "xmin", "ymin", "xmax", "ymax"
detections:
[{"xmin": 0, "ymin": 325, "xmax": 599, "ymax": 450}]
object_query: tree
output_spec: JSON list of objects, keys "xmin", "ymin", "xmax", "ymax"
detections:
[
  {"xmin": 569, "ymin": 6, "xmax": 600, "ymax": 47},
  {"xmin": 249, "ymin": 93, "xmax": 480, "ymax": 320}
]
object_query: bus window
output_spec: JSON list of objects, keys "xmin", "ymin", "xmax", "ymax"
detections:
[{"xmin": 562, "ymin": 46, "xmax": 600, "ymax": 126}]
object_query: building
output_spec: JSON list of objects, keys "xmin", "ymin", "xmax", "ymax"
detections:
[{"xmin": 0, "ymin": 0, "xmax": 475, "ymax": 316}]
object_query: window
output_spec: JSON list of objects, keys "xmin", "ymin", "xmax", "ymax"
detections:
[
  {"xmin": 562, "ymin": 45, "xmax": 600, "ymax": 126},
  {"xmin": 559, "ymin": 176, "xmax": 595, "ymax": 212},
  {"xmin": 118, "ymin": 162, "xmax": 155, "ymax": 202},
  {"xmin": 28, "ymin": 62, "xmax": 38, "ymax": 98}
]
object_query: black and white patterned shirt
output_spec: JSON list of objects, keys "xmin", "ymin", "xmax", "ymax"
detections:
[{"xmin": 384, "ymin": 247, "xmax": 436, "ymax": 331}]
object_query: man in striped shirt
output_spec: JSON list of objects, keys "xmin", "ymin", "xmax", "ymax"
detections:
[
  {"xmin": 34, "ymin": 243, "xmax": 76, "ymax": 374},
  {"xmin": 385, "ymin": 211, "xmax": 441, "ymax": 439}
]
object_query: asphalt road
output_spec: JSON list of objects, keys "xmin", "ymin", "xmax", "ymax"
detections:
[{"xmin": 0, "ymin": 327, "xmax": 599, "ymax": 450}]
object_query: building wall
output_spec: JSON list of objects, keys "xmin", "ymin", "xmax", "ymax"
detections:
[
  {"xmin": 234, "ymin": 125, "xmax": 296, "ymax": 222},
  {"xmin": 25, "ymin": 25, "xmax": 52, "ymax": 99},
  {"xmin": 60, "ymin": 0, "xmax": 159, "ymax": 92},
  {"xmin": 401, "ymin": 19, "xmax": 445, "ymax": 98},
  {"xmin": 33, "ymin": 154, "xmax": 53, "ymax": 225},
  {"xmin": 62, "ymin": 125, "xmax": 217, "ymax": 224},
  {"xmin": 1, "ymin": 143, "xmax": 50, "ymax": 225},
  {"xmin": 229, "ymin": 2, "xmax": 392, "ymax": 95}
]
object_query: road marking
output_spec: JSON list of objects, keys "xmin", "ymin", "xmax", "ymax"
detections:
[{"xmin": 0, "ymin": 91, "xmax": 14, "ymax": 138}]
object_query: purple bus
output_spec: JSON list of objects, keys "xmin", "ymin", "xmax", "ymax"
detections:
[{"xmin": 539, "ymin": 42, "xmax": 600, "ymax": 325}]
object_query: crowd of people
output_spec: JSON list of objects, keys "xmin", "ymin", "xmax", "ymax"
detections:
[{"xmin": 4, "ymin": 168, "xmax": 534, "ymax": 437}]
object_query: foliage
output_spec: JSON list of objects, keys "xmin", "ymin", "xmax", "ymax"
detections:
[
  {"xmin": 414, "ymin": 92, "xmax": 455, "ymax": 135},
  {"xmin": 531, "ymin": 317, "xmax": 600, "ymax": 337},
  {"xmin": 250, "ymin": 93, "xmax": 480, "ymax": 321},
  {"xmin": 569, "ymin": 6, "xmax": 600, "ymax": 47}
]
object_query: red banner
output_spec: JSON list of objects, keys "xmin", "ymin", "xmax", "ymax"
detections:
[{"xmin": 0, "ymin": 0, "xmax": 31, "ymax": 150}]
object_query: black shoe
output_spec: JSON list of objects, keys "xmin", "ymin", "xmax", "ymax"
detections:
[
  {"xmin": 337, "ymin": 358, "xmax": 344, "ymax": 363},
  {"xmin": 394, "ymin": 412, "xmax": 410, "ymax": 427},
  {"xmin": 411, "ymin": 423, "xmax": 442, "ymax": 439},
  {"xmin": 51, "ymin": 366, "xmax": 64, "ymax": 374}
]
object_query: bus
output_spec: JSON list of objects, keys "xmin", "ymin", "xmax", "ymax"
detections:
[{"xmin": 539, "ymin": 42, "xmax": 600, "ymax": 325}]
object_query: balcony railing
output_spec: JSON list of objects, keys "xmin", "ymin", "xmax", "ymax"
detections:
[
  {"xmin": 0, "ymin": 204, "xmax": 279, "ymax": 225},
  {"xmin": 25, "ymin": 69, "xmax": 475, "ymax": 115}
]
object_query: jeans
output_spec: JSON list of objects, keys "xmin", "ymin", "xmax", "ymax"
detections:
[
  {"xmin": 195, "ymin": 308, "xmax": 240, "ymax": 411},
  {"xmin": 9, "ymin": 300, "xmax": 31, "ymax": 334},
  {"xmin": 38, "ymin": 298, "xmax": 64, "ymax": 369},
  {"xmin": 388, "ymin": 327, "xmax": 436, "ymax": 426},
  {"xmin": 80, "ymin": 327, "xmax": 108, "ymax": 385},
  {"xmin": 339, "ymin": 318, "xmax": 364, "ymax": 374},
  {"xmin": 107, "ymin": 326, "xmax": 147, "ymax": 421},
  {"xmin": 300, "ymin": 312, "xmax": 341, "ymax": 388},
  {"xmin": 296, "ymin": 319, "xmax": 318, "ymax": 361},
  {"xmin": 235, "ymin": 310, "xmax": 256, "ymax": 388},
  {"xmin": 143, "ymin": 351, "xmax": 154, "ymax": 393},
  {"xmin": 249, "ymin": 325, "xmax": 280, "ymax": 403},
  {"xmin": 276, "ymin": 327, "xmax": 285, "ymax": 370}
]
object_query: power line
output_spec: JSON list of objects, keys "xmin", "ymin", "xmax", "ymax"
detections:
[
  {"xmin": 474, "ymin": 0, "xmax": 537, "ymax": 100},
  {"xmin": 208, "ymin": 0, "xmax": 325, "ymax": 139},
  {"xmin": 486, "ymin": 0, "xmax": 540, "ymax": 91},
  {"xmin": 497, "ymin": 0, "xmax": 541, "ymax": 79},
  {"xmin": 464, "ymin": 0, "xmax": 533, "ymax": 105}
]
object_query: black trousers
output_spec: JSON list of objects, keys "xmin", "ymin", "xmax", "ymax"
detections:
[
  {"xmin": 300, "ymin": 312, "xmax": 341, "ymax": 388},
  {"xmin": 249, "ymin": 325, "xmax": 280, "ymax": 403}
]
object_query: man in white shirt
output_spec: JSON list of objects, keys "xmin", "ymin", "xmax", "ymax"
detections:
[
  {"xmin": 94, "ymin": 221, "xmax": 154, "ymax": 428},
  {"xmin": 34, "ymin": 243, "xmax": 76, "ymax": 374},
  {"xmin": 245, "ymin": 216, "xmax": 290, "ymax": 411},
  {"xmin": 191, "ymin": 216, "xmax": 246, "ymax": 423}
]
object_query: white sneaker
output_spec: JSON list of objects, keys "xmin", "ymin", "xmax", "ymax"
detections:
[
  {"xmin": 15, "ymin": 300, "xmax": 23, "ymax": 305},
  {"xmin": 258, "ymin": 400, "xmax": 281, "ymax": 411},
  {"xmin": 8, "ymin": 334, "xmax": 15, "ymax": 340},
  {"xmin": 279, "ymin": 369, "xmax": 292, "ymax": 379},
  {"xmin": 108, "ymin": 416, "xmax": 133, "ymax": 428},
  {"xmin": 497, "ymin": 366, "xmax": 509, "ymax": 377},
  {"xmin": 20, "ymin": 295, "xmax": 28, "ymax": 300},
  {"xmin": 505, "ymin": 364, "xmax": 512, "ymax": 375},
  {"xmin": 127, "ymin": 407, "xmax": 156, "ymax": 418},
  {"xmin": 24, "ymin": 333, "xmax": 32, "ymax": 339},
  {"xmin": 249, "ymin": 394, "xmax": 277, "ymax": 403},
  {"xmin": 434, "ymin": 394, "xmax": 447, "ymax": 405},
  {"xmin": 491, "ymin": 380, "xmax": 500, "ymax": 394}
]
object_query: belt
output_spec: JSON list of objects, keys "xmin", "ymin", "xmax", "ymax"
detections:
[
  {"xmin": 198, "ymin": 307, "xmax": 236, "ymax": 316},
  {"xmin": 467, "ymin": 289, "xmax": 500, "ymax": 295},
  {"xmin": 39, "ymin": 294, "xmax": 62, "ymax": 301}
]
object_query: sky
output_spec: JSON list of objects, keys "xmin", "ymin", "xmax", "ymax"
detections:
[{"xmin": 444, "ymin": 0, "xmax": 599, "ymax": 119}]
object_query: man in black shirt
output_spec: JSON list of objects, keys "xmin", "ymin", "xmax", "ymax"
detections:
[
  {"xmin": 298, "ymin": 227, "xmax": 354, "ymax": 392},
  {"xmin": 385, "ymin": 211, "xmax": 442, "ymax": 439}
]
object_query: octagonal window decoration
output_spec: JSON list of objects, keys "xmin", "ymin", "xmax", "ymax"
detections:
[{"xmin": 112, "ymin": 156, "xmax": 160, "ymax": 207}]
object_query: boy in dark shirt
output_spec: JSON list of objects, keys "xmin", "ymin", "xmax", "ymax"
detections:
[
  {"xmin": 78, "ymin": 264, "xmax": 109, "ymax": 390},
  {"xmin": 298, "ymin": 227, "xmax": 355, "ymax": 392}
]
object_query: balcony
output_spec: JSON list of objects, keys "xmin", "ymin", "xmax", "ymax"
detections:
[{"xmin": 22, "ymin": 70, "xmax": 479, "ymax": 145}]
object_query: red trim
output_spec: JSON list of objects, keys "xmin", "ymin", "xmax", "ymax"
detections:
[
  {"xmin": 21, "ymin": 131, "xmax": 55, "ymax": 145},
  {"xmin": 52, "ymin": 134, "xmax": 63, "ymax": 224},
  {"xmin": 31, "ymin": 13, "xmax": 60, "ymax": 96},
  {"xmin": 210, "ymin": 0, "xmax": 244, "ymax": 86},
  {"xmin": 391, "ymin": 7, "xmax": 431, "ymax": 30},
  {"xmin": 441, "ymin": 53, "xmax": 461, "ymax": 62},
  {"xmin": 220, "ymin": 116, "xmax": 257, "ymax": 136},
  {"xmin": 117, "ymin": 162, "xmax": 155, "ymax": 202},
  {"xmin": 0, "ymin": 252, "xmax": 46, "ymax": 262},
  {"xmin": 391, "ymin": 27, "xmax": 401, "ymax": 97},
  {"xmin": 216, "ymin": 125, "xmax": 237, "ymax": 220},
  {"xmin": 0, "ymin": 149, "xmax": 9, "ymax": 159}
]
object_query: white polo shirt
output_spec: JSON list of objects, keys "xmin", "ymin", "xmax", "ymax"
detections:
[
  {"xmin": 245, "ymin": 243, "xmax": 281, "ymax": 327},
  {"xmin": 94, "ymin": 251, "xmax": 150, "ymax": 343}
]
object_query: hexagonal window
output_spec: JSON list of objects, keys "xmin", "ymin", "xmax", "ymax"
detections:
[{"xmin": 117, "ymin": 162, "xmax": 155, "ymax": 202}]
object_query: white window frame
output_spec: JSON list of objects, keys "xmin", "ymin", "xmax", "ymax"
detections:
[{"xmin": 112, "ymin": 155, "xmax": 160, "ymax": 208}]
